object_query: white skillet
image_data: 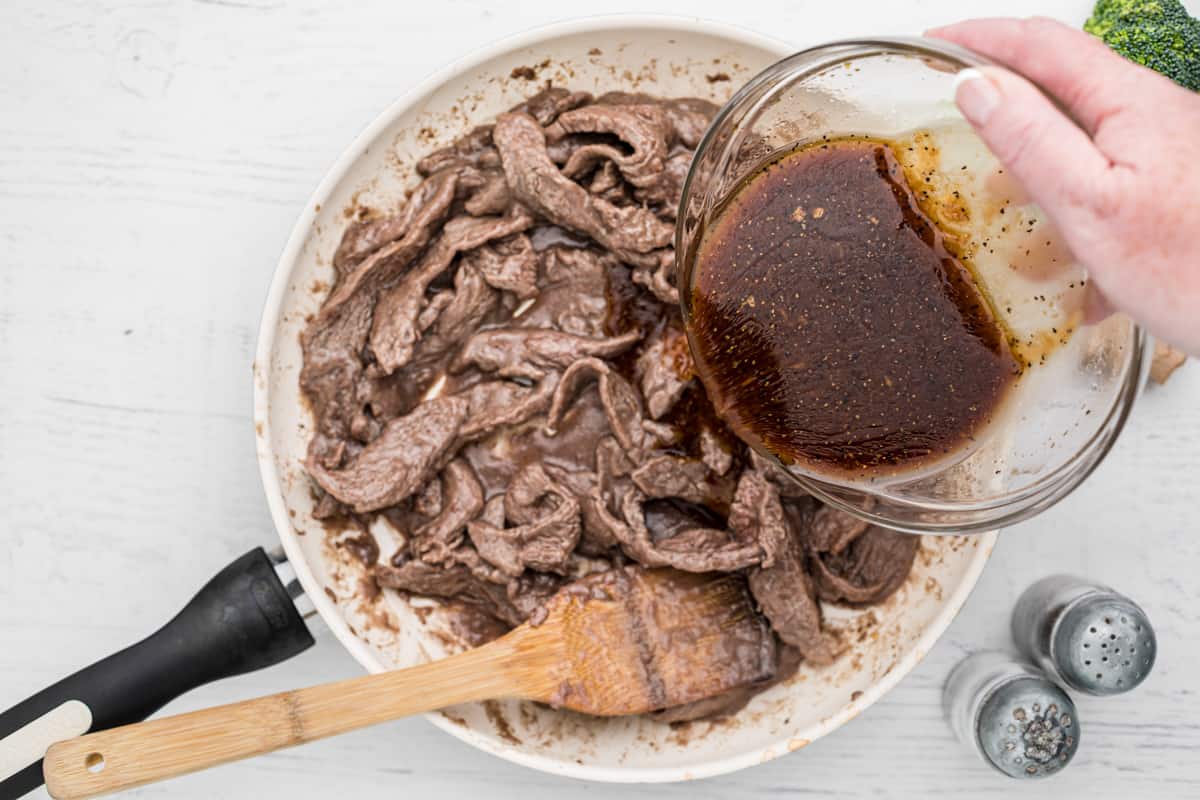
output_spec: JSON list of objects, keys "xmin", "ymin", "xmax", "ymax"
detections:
[
  {"xmin": 251, "ymin": 15, "xmax": 996, "ymax": 783},
  {"xmin": 0, "ymin": 16, "xmax": 995, "ymax": 794}
]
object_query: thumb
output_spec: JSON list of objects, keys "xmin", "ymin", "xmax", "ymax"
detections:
[
  {"xmin": 1083, "ymin": 282, "xmax": 1117, "ymax": 325},
  {"xmin": 953, "ymin": 66, "xmax": 1114, "ymax": 231}
]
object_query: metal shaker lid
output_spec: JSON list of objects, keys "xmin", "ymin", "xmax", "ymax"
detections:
[
  {"xmin": 976, "ymin": 676, "xmax": 1079, "ymax": 779},
  {"xmin": 1053, "ymin": 595, "xmax": 1156, "ymax": 695}
]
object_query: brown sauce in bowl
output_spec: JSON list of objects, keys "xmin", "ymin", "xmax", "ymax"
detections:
[{"xmin": 687, "ymin": 136, "xmax": 1022, "ymax": 476}]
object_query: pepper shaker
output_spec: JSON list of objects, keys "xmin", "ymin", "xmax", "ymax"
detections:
[
  {"xmin": 1012, "ymin": 575, "xmax": 1156, "ymax": 696},
  {"xmin": 944, "ymin": 651, "xmax": 1080, "ymax": 778}
]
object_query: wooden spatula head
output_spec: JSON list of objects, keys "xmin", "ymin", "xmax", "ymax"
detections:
[
  {"xmin": 520, "ymin": 567, "xmax": 777, "ymax": 716},
  {"xmin": 43, "ymin": 567, "xmax": 777, "ymax": 799}
]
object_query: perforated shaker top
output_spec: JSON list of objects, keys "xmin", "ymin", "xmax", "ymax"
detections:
[
  {"xmin": 977, "ymin": 676, "xmax": 1079, "ymax": 779},
  {"xmin": 1053, "ymin": 596, "xmax": 1156, "ymax": 695}
]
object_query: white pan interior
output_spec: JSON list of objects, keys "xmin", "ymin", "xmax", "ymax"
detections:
[{"xmin": 252, "ymin": 16, "xmax": 996, "ymax": 783}]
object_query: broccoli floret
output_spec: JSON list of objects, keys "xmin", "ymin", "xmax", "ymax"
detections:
[{"xmin": 1084, "ymin": 0, "xmax": 1200, "ymax": 90}]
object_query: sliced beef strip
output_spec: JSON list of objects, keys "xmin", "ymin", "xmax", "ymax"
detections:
[
  {"xmin": 643, "ymin": 497, "xmax": 726, "ymax": 542},
  {"xmin": 545, "ymin": 434, "xmax": 637, "ymax": 555},
  {"xmin": 409, "ymin": 458, "xmax": 485, "ymax": 564},
  {"xmin": 727, "ymin": 470, "xmax": 788, "ymax": 564},
  {"xmin": 463, "ymin": 379, "xmax": 613, "ymax": 484},
  {"xmin": 509, "ymin": 87, "xmax": 594, "ymax": 126},
  {"xmin": 654, "ymin": 525, "xmax": 741, "ymax": 555},
  {"xmin": 446, "ymin": 529, "xmax": 514, "ymax": 585},
  {"xmin": 579, "ymin": 490, "xmax": 630, "ymax": 554},
  {"xmin": 416, "ymin": 125, "xmax": 499, "ymax": 177},
  {"xmin": 375, "ymin": 558, "xmax": 524, "ymax": 627},
  {"xmin": 376, "ymin": 558, "xmax": 479, "ymax": 597},
  {"xmin": 588, "ymin": 160, "xmax": 624, "ymax": 200},
  {"xmin": 544, "ymin": 357, "xmax": 659, "ymax": 453},
  {"xmin": 591, "ymin": 93, "xmax": 719, "ymax": 148},
  {"xmin": 504, "ymin": 462, "xmax": 567, "ymax": 524},
  {"xmin": 808, "ymin": 505, "xmax": 871, "ymax": 556},
  {"xmin": 312, "ymin": 491, "xmax": 348, "ymax": 520},
  {"xmin": 741, "ymin": 481, "xmax": 840, "ymax": 665},
  {"xmin": 463, "ymin": 170, "xmax": 512, "ymax": 217},
  {"xmin": 413, "ymin": 476, "xmax": 443, "ymax": 517},
  {"xmin": 450, "ymin": 327, "xmax": 640, "ymax": 380},
  {"xmin": 809, "ymin": 526, "xmax": 921, "ymax": 606},
  {"xmin": 545, "ymin": 104, "xmax": 671, "ymax": 189},
  {"xmin": 333, "ymin": 218, "xmax": 401, "ymax": 280},
  {"xmin": 615, "ymin": 490, "xmax": 762, "ymax": 572},
  {"xmin": 600, "ymin": 175, "xmax": 634, "ymax": 208},
  {"xmin": 699, "ymin": 429, "xmax": 733, "ymax": 476},
  {"xmin": 542, "ymin": 466, "xmax": 618, "ymax": 555},
  {"xmin": 332, "ymin": 168, "xmax": 461, "ymax": 275},
  {"xmin": 513, "ymin": 247, "xmax": 610, "ymax": 337},
  {"xmin": 417, "ymin": 291, "xmax": 455, "ymax": 332},
  {"xmin": 492, "ymin": 112, "xmax": 673, "ymax": 262},
  {"xmin": 448, "ymin": 548, "xmax": 572, "ymax": 630},
  {"xmin": 476, "ymin": 494, "xmax": 506, "ymax": 528},
  {"xmin": 348, "ymin": 408, "xmax": 383, "ymax": 445},
  {"xmin": 543, "ymin": 132, "xmax": 593, "ymax": 166},
  {"xmin": 631, "ymin": 455, "xmax": 733, "ymax": 510},
  {"xmin": 464, "ymin": 233, "xmax": 539, "ymax": 300},
  {"xmin": 631, "ymin": 249, "xmax": 679, "ymax": 305},
  {"xmin": 450, "ymin": 164, "xmax": 494, "ymax": 197},
  {"xmin": 634, "ymin": 149, "xmax": 693, "ymax": 217},
  {"xmin": 307, "ymin": 395, "xmax": 469, "ymax": 513},
  {"xmin": 368, "ymin": 206, "xmax": 533, "ymax": 376},
  {"xmin": 380, "ymin": 266, "xmax": 510, "ymax": 409},
  {"xmin": 431, "ymin": 260, "xmax": 499, "ymax": 345},
  {"xmin": 595, "ymin": 435, "xmax": 635, "ymax": 483},
  {"xmin": 301, "ymin": 171, "xmax": 458, "ymax": 467},
  {"xmin": 467, "ymin": 464, "xmax": 582, "ymax": 577},
  {"xmin": 631, "ymin": 456, "xmax": 707, "ymax": 501},
  {"xmin": 635, "ymin": 322, "xmax": 693, "ymax": 419},
  {"xmin": 456, "ymin": 374, "xmax": 559, "ymax": 441},
  {"xmin": 355, "ymin": 346, "xmax": 438, "ymax": 424}
]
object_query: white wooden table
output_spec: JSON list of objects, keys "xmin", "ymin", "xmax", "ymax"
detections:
[{"xmin": 2, "ymin": 1, "xmax": 1198, "ymax": 797}]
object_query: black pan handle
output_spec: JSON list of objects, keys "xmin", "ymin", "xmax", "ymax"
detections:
[{"xmin": 0, "ymin": 547, "xmax": 315, "ymax": 799}]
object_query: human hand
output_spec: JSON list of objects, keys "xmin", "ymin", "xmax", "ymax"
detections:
[{"xmin": 928, "ymin": 16, "xmax": 1200, "ymax": 356}]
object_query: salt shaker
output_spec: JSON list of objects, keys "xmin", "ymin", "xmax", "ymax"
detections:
[
  {"xmin": 944, "ymin": 651, "xmax": 1080, "ymax": 778},
  {"xmin": 1011, "ymin": 575, "xmax": 1156, "ymax": 696}
]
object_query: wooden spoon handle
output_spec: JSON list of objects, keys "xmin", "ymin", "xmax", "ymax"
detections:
[{"xmin": 43, "ymin": 642, "xmax": 520, "ymax": 799}]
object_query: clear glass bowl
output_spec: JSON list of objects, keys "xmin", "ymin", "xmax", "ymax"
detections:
[{"xmin": 677, "ymin": 37, "xmax": 1149, "ymax": 534}]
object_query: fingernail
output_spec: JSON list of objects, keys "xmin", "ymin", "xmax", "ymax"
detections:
[{"xmin": 953, "ymin": 68, "xmax": 1001, "ymax": 125}]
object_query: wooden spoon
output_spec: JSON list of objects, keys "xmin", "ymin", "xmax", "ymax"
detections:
[{"xmin": 43, "ymin": 567, "xmax": 776, "ymax": 799}]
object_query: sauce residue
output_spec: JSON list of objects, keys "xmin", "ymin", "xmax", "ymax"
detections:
[{"xmin": 687, "ymin": 136, "xmax": 1022, "ymax": 476}]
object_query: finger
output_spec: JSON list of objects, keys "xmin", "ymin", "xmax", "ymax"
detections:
[
  {"xmin": 953, "ymin": 66, "xmax": 1114, "ymax": 231},
  {"xmin": 928, "ymin": 16, "xmax": 1147, "ymax": 137},
  {"xmin": 1082, "ymin": 283, "xmax": 1117, "ymax": 325}
]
